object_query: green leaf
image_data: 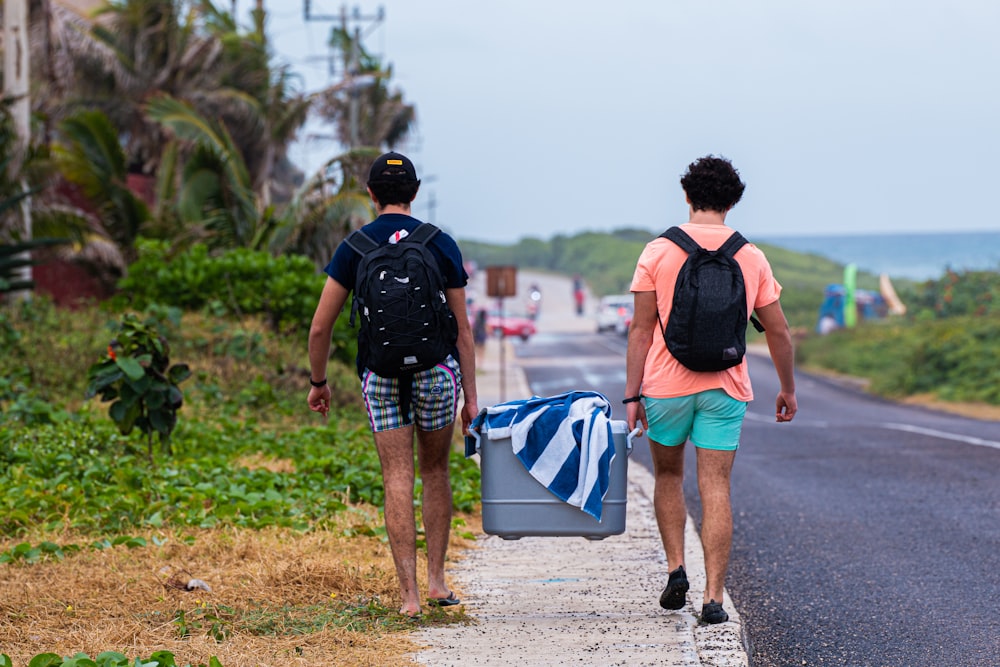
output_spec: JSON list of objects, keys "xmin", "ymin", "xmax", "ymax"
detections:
[
  {"xmin": 168, "ymin": 385, "xmax": 184, "ymax": 410},
  {"xmin": 93, "ymin": 652, "xmax": 128, "ymax": 667},
  {"xmin": 115, "ymin": 356, "xmax": 146, "ymax": 382},
  {"xmin": 110, "ymin": 400, "xmax": 142, "ymax": 435},
  {"xmin": 125, "ymin": 373, "xmax": 153, "ymax": 395},
  {"xmin": 149, "ymin": 408, "xmax": 175, "ymax": 437},
  {"xmin": 145, "ymin": 389, "xmax": 166, "ymax": 410},
  {"xmin": 147, "ymin": 652, "xmax": 178, "ymax": 667},
  {"xmin": 168, "ymin": 363, "xmax": 192, "ymax": 384},
  {"xmin": 60, "ymin": 656, "xmax": 98, "ymax": 667},
  {"xmin": 27, "ymin": 654, "xmax": 64, "ymax": 667},
  {"xmin": 85, "ymin": 364, "xmax": 125, "ymax": 397},
  {"xmin": 109, "ymin": 400, "xmax": 129, "ymax": 423}
]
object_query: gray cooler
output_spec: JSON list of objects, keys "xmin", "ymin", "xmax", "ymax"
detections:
[{"xmin": 469, "ymin": 420, "xmax": 636, "ymax": 540}]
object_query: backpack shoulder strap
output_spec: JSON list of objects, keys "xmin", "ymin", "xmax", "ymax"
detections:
[
  {"xmin": 344, "ymin": 229, "xmax": 379, "ymax": 256},
  {"xmin": 404, "ymin": 222, "xmax": 441, "ymax": 246},
  {"xmin": 344, "ymin": 230, "xmax": 380, "ymax": 328},
  {"xmin": 659, "ymin": 226, "xmax": 700, "ymax": 254},
  {"xmin": 717, "ymin": 231, "xmax": 749, "ymax": 259},
  {"xmin": 715, "ymin": 231, "xmax": 767, "ymax": 333}
]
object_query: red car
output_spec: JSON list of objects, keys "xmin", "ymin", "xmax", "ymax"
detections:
[{"xmin": 470, "ymin": 306, "xmax": 537, "ymax": 341}]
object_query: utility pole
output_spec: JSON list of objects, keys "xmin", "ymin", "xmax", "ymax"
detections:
[
  {"xmin": 3, "ymin": 0, "xmax": 34, "ymax": 294},
  {"xmin": 303, "ymin": 3, "xmax": 384, "ymax": 148}
]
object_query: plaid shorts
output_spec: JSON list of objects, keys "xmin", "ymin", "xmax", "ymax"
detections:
[{"xmin": 361, "ymin": 356, "xmax": 462, "ymax": 432}]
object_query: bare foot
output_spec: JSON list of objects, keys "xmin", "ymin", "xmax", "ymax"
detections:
[{"xmin": 400, "ymin": 605, "xmax": 422, "ymax": 618}]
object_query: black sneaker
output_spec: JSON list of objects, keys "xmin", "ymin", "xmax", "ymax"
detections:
[
  {"xmin": 659, "ymin": 565, "xmax": 689, "ymax": 610},
  {"xmin": 700, "ymin": 599, "xmax": 728, "ymax": 624}
]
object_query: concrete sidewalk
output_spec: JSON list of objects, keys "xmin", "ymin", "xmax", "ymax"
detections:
[{"xmin": 411, "ymin": 272, "xmax": 749, "ymax": 666}]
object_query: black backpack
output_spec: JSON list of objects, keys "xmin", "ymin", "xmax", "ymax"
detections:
[
  {"xmin": 345, "ymin": 223, "xmax": 458, "ymax": 379},
  {"xmin": 658, "ymin": 226, "xmax": 765, "ymax": 372}
]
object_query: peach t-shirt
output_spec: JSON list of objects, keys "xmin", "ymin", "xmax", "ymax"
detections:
[{"xmin": 630, "ymin": 222, "xmax": 782, "ymax": 402}]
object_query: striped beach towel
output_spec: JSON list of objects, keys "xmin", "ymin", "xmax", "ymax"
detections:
[{"xmin": 470, "ymin": 391, "xmax": 615, "ymax": 521}]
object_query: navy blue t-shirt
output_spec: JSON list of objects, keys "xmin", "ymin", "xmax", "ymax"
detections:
[
  {"xmin": 324, "ymin": 213, "xmax": 469, "ymax": 376},
  {"xmin": 324, "ymin": 213, "xmax": 468, "ymax": 291}
]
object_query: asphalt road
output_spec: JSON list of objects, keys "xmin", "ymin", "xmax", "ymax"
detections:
[{"xmin": 514, "ymin": 330, "xmax": 1000, "ymax": 667}]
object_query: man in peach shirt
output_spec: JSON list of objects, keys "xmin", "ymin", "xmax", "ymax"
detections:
[{"xmin": 624, "ymin": 156, "xmax": 797, "ymax": 624}]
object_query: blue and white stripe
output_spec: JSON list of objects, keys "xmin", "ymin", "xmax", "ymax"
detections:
[{"xmin": 471, "ymin": 391, "xmax": 615, "ymax": 521}]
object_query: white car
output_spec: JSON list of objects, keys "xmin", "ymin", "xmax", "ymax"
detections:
[{"xmin": 596, "ymin": 294, "xmax": 633, "ymax": 334}]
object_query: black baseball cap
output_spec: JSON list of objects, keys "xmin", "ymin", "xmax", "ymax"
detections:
[{"xmin": 367, "ymin": 152, "xmax": 419, "ymax": 184}]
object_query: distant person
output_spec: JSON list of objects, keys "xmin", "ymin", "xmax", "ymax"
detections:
[
  {"xmin": 572, "ymin": 275, "xmax": 585, "ymax": 316},
  {"xmin": 473, "ymin": 307, "xmax": 489, "ymax": 351},
  {"xmin": 623, "ymin": 155, "xmax": 797, "ymax": 624},
  {"xmin": 307, "ymin": 152, "xmax": 479, "ymax": 618},
  {"xmin": 528, "ymin": 282, "xmax": 542, "ymax": 320}
]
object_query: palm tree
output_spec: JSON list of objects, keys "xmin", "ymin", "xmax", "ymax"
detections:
[
  {"xmin": 51, "ymin": 110, "xmax": 151, "ymax": 264},
  {"xmin": 45, "ymin": 1, "xmax": 311, "ymax": 207},
  {"xmin": 269, "ymin": 148, "xmax": 376, "ymax": 268},
  {"xmin": 45, "ymin": 0, "xmax": 230, "ymax": 176},
  {"xmin": 197, "ymin": 1, "xmax": 311, "ymax": 208},
  {"xmin": 312, "ymin": 27, "xmax": 416, "ymax": 151},
  {"xmin": 145, "ymin": 93, "xmax": 268, "ymax": 250}
]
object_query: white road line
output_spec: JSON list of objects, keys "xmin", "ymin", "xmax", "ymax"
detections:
[
  {"xmin": 747, "ymin": 413, "xmax": 1000, "ymax": 450},
  {"xmin": 883, "ymin": 423, "xmax": 1000, "ymax": 450}
]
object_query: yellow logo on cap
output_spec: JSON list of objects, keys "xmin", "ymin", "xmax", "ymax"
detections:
[{"xmin": 386, "ymin": 159, "xmax": 403, "ymax": 165}]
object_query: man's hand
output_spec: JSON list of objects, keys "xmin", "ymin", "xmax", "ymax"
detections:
[
  {"xmin": 461, "ymin": 399, "xmax": 479, "ymax": 436},
  {"xmin": 775, "ymin": 391, "xmax": 797, "ymax": 423},
  {"xmin": 308, "ymin": 386, "xmax": 331, "ymax": 419},
  {"xmin": 626, "ymin": 401, "xmax": 647, "ymax": 436}
]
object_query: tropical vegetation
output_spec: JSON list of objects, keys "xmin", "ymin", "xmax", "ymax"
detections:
[
  {"xmin": 0, "ymin": 289, "xmax": 479, "ymax": 666},
  {"xmin": 0, "ymin": 1, "xmax": 442, "ymax": 664},
  {"xmin": 796, "ymin": 269, "xmax": 1000, "ymax": 406},
  {"xmin": 1, "ymin": 1, "xmax": 998, "ymax": 665}
]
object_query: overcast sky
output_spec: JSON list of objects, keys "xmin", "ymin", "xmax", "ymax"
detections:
[{"xmin": 263, "ymin": 0, "xmax": 1000, "ymax": 245}]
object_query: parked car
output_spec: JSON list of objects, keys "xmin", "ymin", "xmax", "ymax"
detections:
[
  {"xmin": 470, "ymin": 306, "xmax": 537, "ymax": 341},
  {"xmin": 596, "ymin": 294, "xmax": 633, "ymax": 334}
]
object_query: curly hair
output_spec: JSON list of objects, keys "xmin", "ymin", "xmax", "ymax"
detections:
[
  {"xmin": 680, "ymin": 156, "xmax": 745, "ymax": 212},
  {"xmin": 367, "ymin": 180, "xmax": 420, "ymax": 208}
]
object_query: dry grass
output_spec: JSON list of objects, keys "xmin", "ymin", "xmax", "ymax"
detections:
[{"xmin": 0, "ymin": 516, "xmax": 479, "ymax": 667}]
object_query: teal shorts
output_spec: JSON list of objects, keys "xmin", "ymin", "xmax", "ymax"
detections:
[{"xmin": 644, "ymin": 389, "xmax": 748, "ymax": 451}]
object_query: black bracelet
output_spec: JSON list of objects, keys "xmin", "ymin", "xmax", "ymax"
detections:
[
  {"xmin": 622, "ymin": 395, "xmax": 642, "ymax": 404},
  {"xmin": 310, "ymin": 377, "xmax": 327, "ymax": 388}
]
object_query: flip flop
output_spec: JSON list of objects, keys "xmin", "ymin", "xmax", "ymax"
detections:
[{"xmin": 428, "ymin": 592, "xmax": 461, "ymax": 607}]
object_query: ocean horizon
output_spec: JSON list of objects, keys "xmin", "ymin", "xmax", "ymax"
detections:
[{"xmin": 754, "ymin": 230, "xmax": 1000, "ymax": 282}]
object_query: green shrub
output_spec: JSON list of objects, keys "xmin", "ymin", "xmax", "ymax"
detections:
[
  {"xmin": 901, "ymin": 269, "xmax": 1000, "ymax": 319},
  {"xmin": 797, "ymin": 314, "xmax": 1000, "ymax": 405},
  {"xmin": 117, "ymin": 240, "xmax": 357, "ymax": 365},
  {"xmin": 85, "ymin": 312, "xmax": 192, "ymax": 458}
]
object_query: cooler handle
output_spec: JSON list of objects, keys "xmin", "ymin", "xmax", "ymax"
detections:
[
  {"xmin": 466, "ymin": 428, "xmax": 482, "ymax": 456},
  {"xmin": 626, "ymin": 427, "xmax": 640, "ymax": 454}
]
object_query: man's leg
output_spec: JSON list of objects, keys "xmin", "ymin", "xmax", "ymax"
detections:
[
  {"xmin": 373, "ymin": 425, "xmax": 420, "ymax": 616},
  {"xmin": 649, "ymin": 440, "xmax": 687, "ymax": 570},
  {"xmin": 695, "ymin": 447, "xmax": 737, "ymax": 604},
  {"xmin": 416, "ymin": 422, "xmax": 456, "ymax": 602}
]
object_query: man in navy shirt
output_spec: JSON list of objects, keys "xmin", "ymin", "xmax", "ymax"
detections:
[{"xmin": 308, "ymin": 152, "xmax": 479, "ymax": 618}]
